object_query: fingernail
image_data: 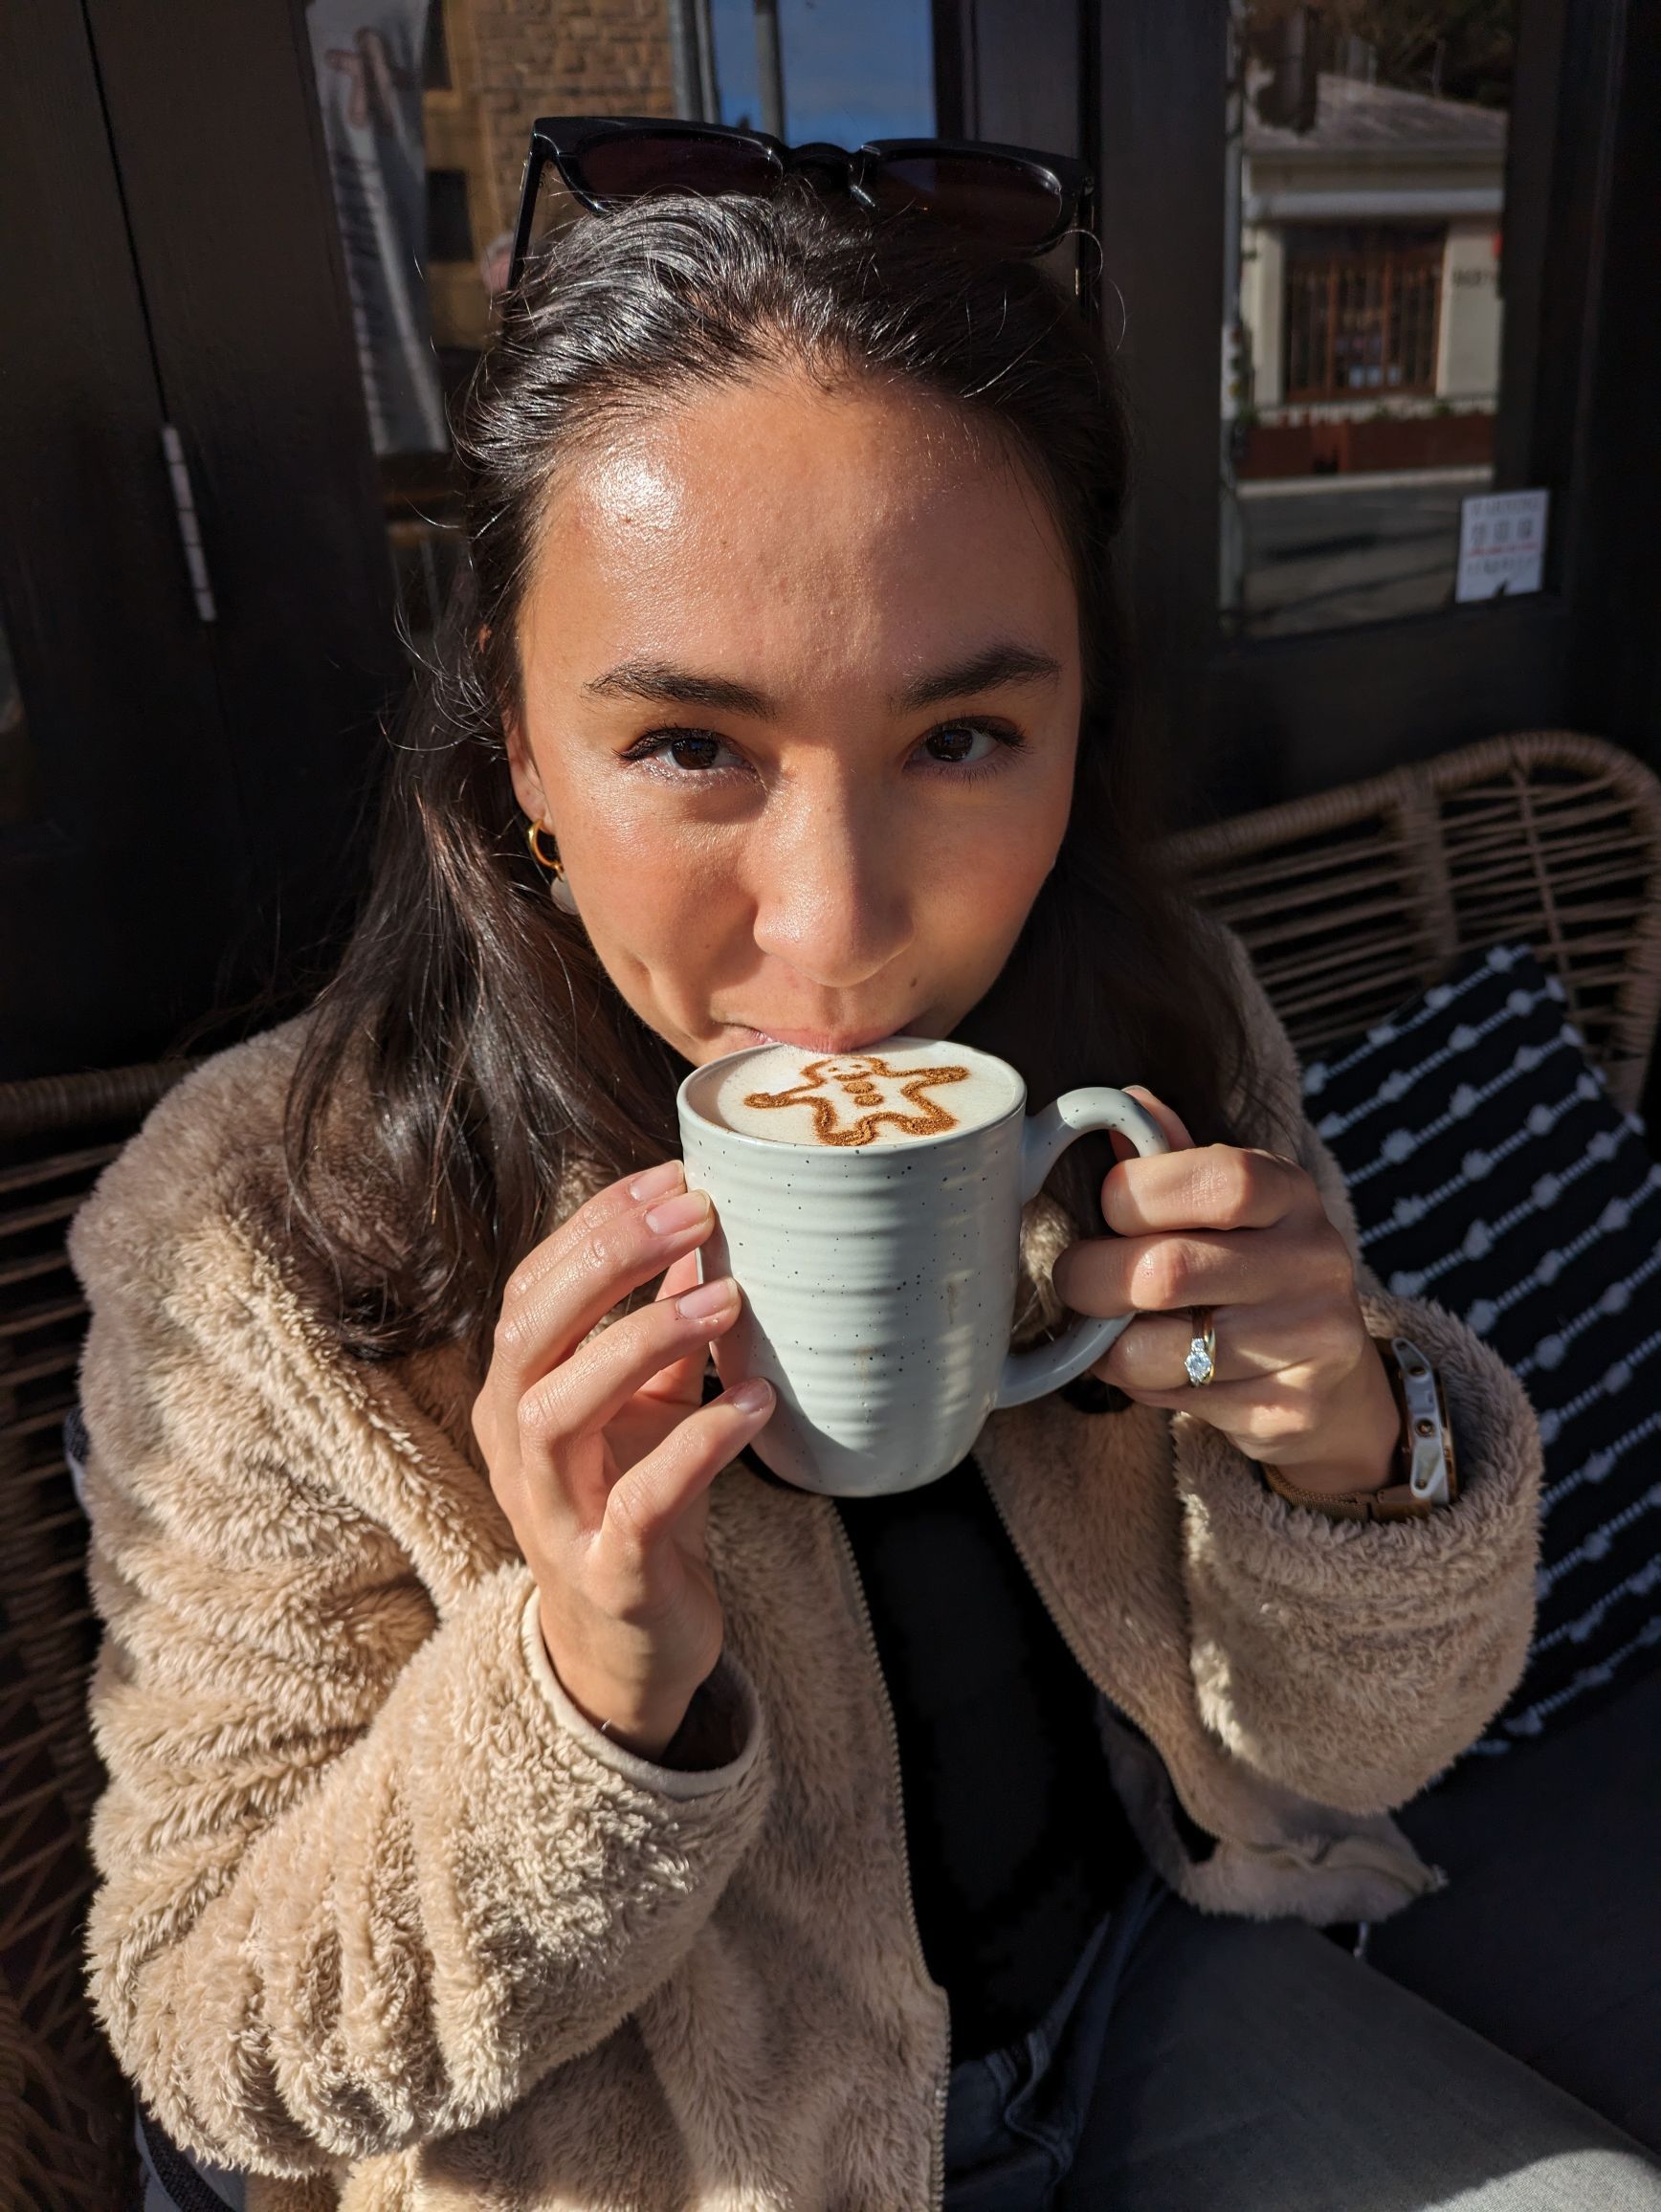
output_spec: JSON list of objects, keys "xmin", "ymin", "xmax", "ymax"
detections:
[
  {"xmin": 729, "ymin": 1377, "xmax": 773, "ymax": 1415},
  {"xmin": 630, "ymin": 1161, "xmax": 685, "ymax": 1203},
  {"xmin": 676, "ymin": 1276, "xmax": 737, "ymax": 1321},
  {"xmin": 645, "ymin": 1189, "xmax": 712, "ymax": 1236}
]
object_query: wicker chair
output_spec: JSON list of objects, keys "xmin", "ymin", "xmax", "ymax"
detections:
[
  {"xmin": 1, "ymin": 730, "xmax": 1658, "ymax": 2210},
  {"xmin": 1167, "ymin": 729, "xmax": 1661, "ymax": 1116}
]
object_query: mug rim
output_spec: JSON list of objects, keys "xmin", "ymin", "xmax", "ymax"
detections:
[{"xmin": 675, "ymin": 1034, "xmax": 1029, "ymax": 1156}]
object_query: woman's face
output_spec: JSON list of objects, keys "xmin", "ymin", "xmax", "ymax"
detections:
[{"xmin": 506, "ymin": 365, "xmax": 1083, "ymax": 1067}]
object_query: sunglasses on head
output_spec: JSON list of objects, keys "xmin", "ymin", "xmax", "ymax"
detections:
[{"xmin": 507, "ymin": 115, "xmax": 1096, "ymax": 309}]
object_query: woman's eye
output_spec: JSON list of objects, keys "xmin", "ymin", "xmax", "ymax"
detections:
[
  {"xmin": 665, "ymin": 733, "xmax": 731, "ymax": 771},
  {"xmin": 626, "ymin": 729, "xmax": 745, "ymax": 773},
  {"xmin": 916, "ymin": 722, "xmax": 1009, "ymax": 770}
]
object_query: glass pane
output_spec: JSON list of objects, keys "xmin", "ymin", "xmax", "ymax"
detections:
[
  {"xmin": 704, "ymin": 4, "xmax": 1083, "ymax": 320},
  {"xmin": 309, "ymin": 0, "xmax": 937, "ymax": 656},
  {"xmin": 0, "ymin": 608, "xmax": 37, "ymax": 826},
  {"xmin": 1222, "ymin": 3, "xmax": 1519, "ymax": 639},
  {"xmin": 709, "ymin": 0, "xmax": 934, "ymax": 142}
]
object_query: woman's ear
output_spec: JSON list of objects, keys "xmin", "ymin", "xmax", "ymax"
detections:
[{"xmin": 503, "ymin": 716, "xmax": 548, "ymax": 826}]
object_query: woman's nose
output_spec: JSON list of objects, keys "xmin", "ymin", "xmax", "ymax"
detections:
[{"xmin": 748, "ymin": 796, "xmax": 914, "ymax": 989}]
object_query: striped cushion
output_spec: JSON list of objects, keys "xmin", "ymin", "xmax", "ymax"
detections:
[{"xmin": 1301, "ymin": 943, "xmax": 1661, "ymax": 1754}]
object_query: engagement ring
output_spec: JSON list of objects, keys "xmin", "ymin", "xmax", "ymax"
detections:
[{"xmin": 1185, "ymin": 1308, "xmax": 1217, "ymax": 1388}]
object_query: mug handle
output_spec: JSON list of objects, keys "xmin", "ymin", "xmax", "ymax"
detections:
[{"xmin": 993, "ymin": 1088, "xmax": 1171, "ymax": 1411}]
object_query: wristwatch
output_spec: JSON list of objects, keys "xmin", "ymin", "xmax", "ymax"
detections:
[{"xmin": 1262, "ymin": 1335, "xmax": 1459, "ymax": 1522}]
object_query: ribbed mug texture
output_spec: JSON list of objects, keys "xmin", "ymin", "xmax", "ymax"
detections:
[{"xmin": 681, "ymin": 1047, "xmax": 1029, "ymax": 1494}]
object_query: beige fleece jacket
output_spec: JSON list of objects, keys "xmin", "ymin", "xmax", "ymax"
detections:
[{"xmin": 72, "ymin": 950, "xmax": 1541, "ymax": 2211}]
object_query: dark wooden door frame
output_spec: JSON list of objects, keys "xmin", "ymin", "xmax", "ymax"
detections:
[
  {"xmin": 0, "ymin": 0, "xmax": 244, "ymax": 1074},
  {"xmin": 0, "ymin": 0, "xmax": 404, "ymax": 1078},
  {"xmin": 85, "ymin": 0, "xmax": 407, "ymax": 1008},
  {"xmin": 1561, "ymin": 0, "xmax": 1661, "ymax": 758},
  {"xmin": 935, "ymin": 0, "xmax": 1230, "ymax": 814}
]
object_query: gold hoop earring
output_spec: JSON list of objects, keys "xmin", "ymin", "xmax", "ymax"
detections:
[{"xmin": 524, "ymin": 818, "xmax": 579, "ymax": 915}]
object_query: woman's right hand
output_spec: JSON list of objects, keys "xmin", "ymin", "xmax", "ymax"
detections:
[{"xmin": 473, "ymin": 1161, "xmax": 773, "ymax": 1761}]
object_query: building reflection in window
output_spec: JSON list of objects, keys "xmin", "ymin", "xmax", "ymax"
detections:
[{"xmin": 1222, "ymin": 2, "xmax": 1517, "ymax": 640}]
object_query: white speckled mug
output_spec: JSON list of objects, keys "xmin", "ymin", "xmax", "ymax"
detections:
[{"xmin": 676, "ymin": 1037, "xmax": 1169, "ymax": 1496}]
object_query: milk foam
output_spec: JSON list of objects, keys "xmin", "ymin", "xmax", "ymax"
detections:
[{"xmin": 703, "ymin": 1038, "xmax": 1019, "ymax": 1150}]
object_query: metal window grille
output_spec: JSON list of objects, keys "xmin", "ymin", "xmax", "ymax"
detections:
[{"xmin": 1284, "ymin": 236, "xmax": 1445, "ymax": 402}]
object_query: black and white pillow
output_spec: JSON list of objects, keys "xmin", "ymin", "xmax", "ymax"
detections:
[{"xmin": 1301, "ymin": 943, "xmax": 1661, "ymax": 1754}]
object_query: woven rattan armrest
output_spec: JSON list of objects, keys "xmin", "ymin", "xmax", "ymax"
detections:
[{"xmin": 1166, "ymin": 731, "xmax": 1661, "ymax": 1115}]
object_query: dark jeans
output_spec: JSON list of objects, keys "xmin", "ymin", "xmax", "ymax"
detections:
[
  {"xmin": 944, "ymin": 1866, "xmax": 1165, "ymax": 2208},
  {"xmin": 944, "ymin": 1869, "xmax": 1661, "ymax": 2212}
]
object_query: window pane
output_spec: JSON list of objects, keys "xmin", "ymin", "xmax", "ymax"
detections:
[
  {"xmin": 1222, "ymin": 3, "xmax": 1519, "ymax": 639},
  {"xmin": 709, "ymin": 0, "xmax": 934, "ymax": 142}
]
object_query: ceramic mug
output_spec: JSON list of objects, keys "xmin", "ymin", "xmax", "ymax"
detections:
[{"xmin": 676, "ymin": 1036, "xmax": 1170, "ymax": 1496}]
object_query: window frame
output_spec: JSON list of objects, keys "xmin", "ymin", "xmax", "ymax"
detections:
[{"xmin": 937, "ymin": 0, "xmax": 1655, "ymax": 822}]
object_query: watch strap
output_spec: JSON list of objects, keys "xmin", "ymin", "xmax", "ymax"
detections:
[{"xmin": 1261, "ymin": 1462, "xmax": 1433, "ymax": 1521}]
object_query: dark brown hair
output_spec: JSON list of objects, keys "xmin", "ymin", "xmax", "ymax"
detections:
[{"xmin": 286, "ymin": 187, "xmax": 1245, "ymax": 1360}]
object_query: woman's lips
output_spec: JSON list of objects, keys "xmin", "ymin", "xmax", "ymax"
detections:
[{"xmin": 726, "ymin": 1022, "xmax": 908, "ymax": 1054}]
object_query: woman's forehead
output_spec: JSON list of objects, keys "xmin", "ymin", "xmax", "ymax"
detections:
[{"xmin": 524, "ymin": 371, "xmax": 1078, "ymax": 682}]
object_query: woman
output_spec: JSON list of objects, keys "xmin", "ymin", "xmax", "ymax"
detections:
[{"xmin": 75, "ymin": 171, "xmax": 1660, "ymax": 2211}]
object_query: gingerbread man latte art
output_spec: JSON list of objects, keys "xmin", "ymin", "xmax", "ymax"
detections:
[{"xmin": 730, "ymin": 1051, "xmax": 976, "ymax": 1147}]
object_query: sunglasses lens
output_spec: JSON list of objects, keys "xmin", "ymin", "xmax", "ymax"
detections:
[
  {"xmin": 581, "ymin": 131, "xmax": 780, "ymax": 202},
  {"xmin": 867, "ymin": 153, "xmax": 1065, "ymax": 253}
]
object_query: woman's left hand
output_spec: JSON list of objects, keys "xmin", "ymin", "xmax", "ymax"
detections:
[{"xmin": 1051, "ymin": 1089, "xmax": 1401, "ymax": 1496}]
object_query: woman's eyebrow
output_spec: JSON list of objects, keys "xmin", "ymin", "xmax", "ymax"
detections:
[
  {"xmin": 583, "ymin": 642, "xmax": 1062, "ymax": 719},
  {"xmin": 584, "ymin": 659, "xmax": 775, "ymax": 716},
  {"xmin": 893, "ymin": 644, "xmax": 1063, "ymax": 711}
]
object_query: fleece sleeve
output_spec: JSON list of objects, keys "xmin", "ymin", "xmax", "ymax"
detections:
[
  {"xmin": 1170, "ymin": 933, "xmax": 1543, "ymax": 1815},
  {"xmin": 73, "ymin": 1173, "xmax": 770, "ymax": 2179}
]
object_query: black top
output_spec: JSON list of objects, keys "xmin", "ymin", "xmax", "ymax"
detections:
[{"xmin": 833, "ymin": 1455, "xmax": 1142, "ymax": 2059}]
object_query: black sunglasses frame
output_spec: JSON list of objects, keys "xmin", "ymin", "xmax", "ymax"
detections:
[{"xmin": 507, "ymin": 114, "xmax": 1098, "ymax": 322}]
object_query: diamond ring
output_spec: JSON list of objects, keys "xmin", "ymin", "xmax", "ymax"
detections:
[{"xmin": 1185, "ymin": 1308, "xmax": 1217, "ymax": 1387}]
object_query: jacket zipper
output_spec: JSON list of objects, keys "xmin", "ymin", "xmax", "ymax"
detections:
[{"xmin": 827, "ymin": 1508, "xmax": 952, "ymax": 2210}]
